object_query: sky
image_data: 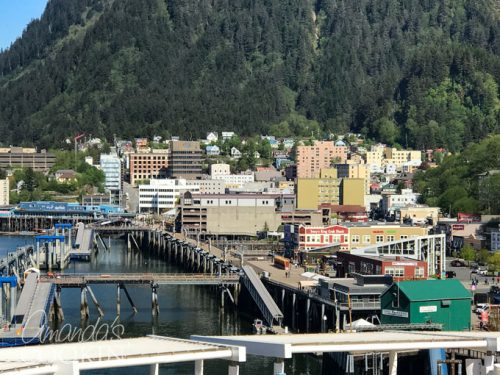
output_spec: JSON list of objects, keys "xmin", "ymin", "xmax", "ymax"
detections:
[{"xmin": 0, "ymin": 0, "xmax": 48, "ymax": 50}]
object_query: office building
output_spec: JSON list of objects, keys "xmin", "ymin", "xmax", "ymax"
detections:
[
  {"xmin": 334, "ymin": 163, "xmax": 370, "ymax": 194},
  {"xmin": 340, "ymin": 178, "xmax": 365, "ymax": 206},
  {"xmin": 139, "ymin": 179, "xmax": 199, "ymax": 213},
  {"xmin": 129, "ymin": 150, "xmax": 168, "ymax": 186},
  {"xmin": 100, "ymin": 154, "xmax": 122, "ymax": 198},
  {"xmin": 187, "ymin": 179, "xmax": 225, "ymax": 195},
  {"xmin": 167, "ymin": 141, "xmax": 203, "ymax": 179},
  {"xmin": 0, "ymin": 147, "xmax": 55, "ymax": 171}
]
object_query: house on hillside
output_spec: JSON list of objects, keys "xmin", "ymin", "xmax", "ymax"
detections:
[
  {"xmin": 54, "ymin": 170, "xmax": 77, "ymax": 183},
  {"xmin": 206, "ymin": 145, "xmax": 221, "ymax": 156},
  {"xmin": 231, "ymin": 147, "xmax": 242, "ymax": 159}
]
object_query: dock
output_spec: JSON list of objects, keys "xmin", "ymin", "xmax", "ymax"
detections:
[
  {"xmin": 39, "ymin": 273, "xmax": 240, "ymax": 287},
  {"xmin": 69, "ymin": 223, "xmax": 95, "ymax": 261}
]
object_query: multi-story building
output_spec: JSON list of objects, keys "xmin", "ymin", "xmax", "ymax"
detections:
[
  {"xmin": 0, "ymin": 178, "xmax": 9, "ymax": 205},
  {"xmin": 129, "ymin": 150, "xmax": 168, "ymax": 186},
  {"xmin": 296, "ymin": 177, "xmax": 341, "ymax": 210},
  {"xmin": 491, "ymin": 231, "xmax": 500, "ymax": 251},
  {"xmin": 381, "ymin": 189, "xmax": 420, "ymax": 213},
  {"xmin": 384, "ymin": 148, "xmax": 422, "ymax": 170},
  {"xmin": 167, "ymin": 141, "xmax": 203, "ymax": 179},
  {"xmin": 296, "ymin": 141, "xmax": 348, "ymax": 178},
  {"xmin": 0, "ymin": 147, "xmax": 55, "ymax": 171},
  {"xmin": 179, "ymin": 193, "xmax": 295, "ymax": 236},
  {"xmin": 138, "ymin": 179, "xmax": 200, "ymax": 213},
  {"xmin": 212, "ymin": 173, "xmax": 255, "ymax": 189},
  {"xmin": 340, "ymin": 178, "xmax": 365, "ymax": 207},
  {"xmin": 333, "ymin": 163, "xmax": 370, "ymax": 194},
  {"xmin": 187, "ymin": 179, "xmax": 225, "ymax": 195},
  {"xmin": 286, "ymin": 223, "xmax": 428, "ymax": 251},
  {"xmin": 100, "ymin": 153, "xmax": 122, "ymax": 201},
  {"xmin": 337, "ymin": 252, "xmax": 428, "ymax": 281}
]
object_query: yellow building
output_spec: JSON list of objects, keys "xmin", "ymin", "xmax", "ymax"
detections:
[
  {"xmin": 333, "ymin": 163, "xmax": 370, "ymax": 194},
  {"xmin": 296, "ymin": 177, "xmax": 341, "ymax": 210},
  {"xmin": 348, "ymin": 225, "xmax": 429, "ymax": 250},
  {"xmin": 340, "ymin": 178, "xmax": 365, "ymax": 206},
  {"xmin": 384, "ymin": 148, "xmax": 422, "ymax": 169},
  {"xmin": 397, "ymin": 206, "xmax": 440, "ymax": 225}
]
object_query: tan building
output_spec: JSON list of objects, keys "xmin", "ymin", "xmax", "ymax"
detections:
[
  {"xmin": 296, "ymin": 141, "xmax": 348, "ymax": 178},
  {"xmin": 129, "ymin": 150, "xmax": 168, "ymax": 186},
  {"xmin": 179, "ymin": 193, "xmax": 294, "ymax": 236},
  {"xmin": 0, "ymin": 147, "xmax": 55, "ymax": 171},
  {"xmin": 348, "ymin": 224, "xmax": 429, "ymax": 251},
  {"xmin": 334, "ymin": 163, "xmax": 370, "ymax": 194},
  {"xmin": 0, "ymin": 178, "xmax": 9, "ymax": 205},
  {"xmin": 397, "ymin": 206, "xmax": 440, "ymax": 225},
  {"xmin": 296, "ymin": 177, "xmax": 341, "ymax": 210},
  {"xmin": 340, "ymin": 178, "xmax": 365, "ymax": 206},
  {"xmin": 384, "ymin": 148, "xmax": 422, "ymax": 169}
]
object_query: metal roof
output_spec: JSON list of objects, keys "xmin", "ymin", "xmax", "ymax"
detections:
[
  {"xmin": 192, "ymin": 331, "xmax": 500, "ymax": 359},
  {"xmin": 0, "ymin": 336, "xmax": 245, "ymax": 373},
  {"xmin": 388, "ymin": 279, "xmax": 472, "ymax": 301}
]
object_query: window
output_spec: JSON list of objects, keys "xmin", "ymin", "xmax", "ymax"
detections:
[
  {"xmin": 415, "ymin": 267, "xmax": 425, "ymax": 278},
  {"xmin": 363, "ymin": 235, "xmax": 371, "ymax": 244},
  {"xmin": 400, "ymin": 235, "xmax": 408, "ymax": 240},
  {"xmin": 387, "ymin": 235, "xmax": 395, "ymax": 242},
  {"xmin": 351, "ymin": 235, "xmax": 360, "ymax": 243},
  {"xmin": 385, "ymin": 267, "xmax": 404, "ymax": 277},
  {"xmin": 376, "ymin": 235, "xmax": 384, "ymax": 243}
]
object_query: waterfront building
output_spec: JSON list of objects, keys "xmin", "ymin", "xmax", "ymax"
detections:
[
  {"xmin": 296, "ymin": 141, "xmax": 348, "ymax": 178},
  {"xmin": 139, "ymin": 179, "xmax": 199, "ymax": 213},
  {"xmin": 285, "ymin": 223, "xmax": 429, "ymax": 251},
  {"xmin": 167, "ymin": 141, "xmax": 203, "ymax": 179},
  {"xmin": 129, "ymin": 150, "xmax": 168, "ymax": 186},
  {"xmin": 0, "ymin": 178, "xmax": 9, "ymax": 205},
  {"xmin": 179, "ymin": 192, "xmax": 295, "ymax": 236},
  {"xmin": 380, "ymin": 279, "xmax": 471, "ymax": 331},
  {"xmin": 0, "ymin": 147, "xmax": 55, "ymax": 172},
  {"xmin": 336, "ymin": 252, "xmax": 428, "ymax": 281}
]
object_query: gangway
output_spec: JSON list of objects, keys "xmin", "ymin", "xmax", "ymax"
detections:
[
  {"xmin": 70, "ymin": 224, "xmax": 95, "ymax": 261},
  {"xmin": 2, "ymin": 273, "xmax": 55, "ymax": 346},
  {"xmin": 241, "ymin": 265, "xmax": 283, "ymax": 328}
]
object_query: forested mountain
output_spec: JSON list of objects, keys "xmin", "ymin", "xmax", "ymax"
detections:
[{"xmin": 0, "ymin": 0, "xmax": 498, "ymax": 149}]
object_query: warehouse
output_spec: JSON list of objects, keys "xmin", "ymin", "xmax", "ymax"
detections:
[{"xmin": 380, "ymin": 279, "xmax": 471, "ymax": 331}]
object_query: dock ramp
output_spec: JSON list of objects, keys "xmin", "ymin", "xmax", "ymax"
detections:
[
  {"xmin": 4, "ymin": 273, "xmax": 55, "ymax": 346},
  {"xmin": 241, "ymin": 265, "xmax": 283, "ymax": 327},
  {"xmin": 71, "ymin": 224, "xmax": 95, "ymax": 260}
]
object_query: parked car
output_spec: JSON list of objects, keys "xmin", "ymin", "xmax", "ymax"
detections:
[
  {"xmin": 451, "ymin": 260, "xmax": 466, "ymax": 267},
  {"xmin": 446, "ymin": 271, "xmax": 456, "ymax": 278}
]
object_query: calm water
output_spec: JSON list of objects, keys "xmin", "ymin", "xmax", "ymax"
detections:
[
  {"xmin": 13, "ymin": 235, "xmax": 322, "ymax": 375},
  {"xmin": 0, "ymin": 235, "xmax": 34, "ymax": 258}
]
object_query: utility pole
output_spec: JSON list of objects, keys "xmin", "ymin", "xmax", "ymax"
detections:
[{"xmin": 74, "ymin": 133, "xmax": 85, "ymax": 170}]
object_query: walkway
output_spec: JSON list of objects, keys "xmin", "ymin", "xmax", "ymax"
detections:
[{"xmin": 39, "ymin": 273, "xmax": 240, "ymax": 287}]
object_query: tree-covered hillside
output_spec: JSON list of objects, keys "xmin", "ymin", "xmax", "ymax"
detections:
[{"xmin": 0, "ymin": 0, "xmax": 498, "ymax": 148}]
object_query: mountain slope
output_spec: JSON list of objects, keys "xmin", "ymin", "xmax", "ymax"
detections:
[{"xmin": 0, "ymin": 0, "xmax": 498, "ymax": 149}]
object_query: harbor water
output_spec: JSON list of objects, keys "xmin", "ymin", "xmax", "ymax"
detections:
[{"xmin": 3, "ymin": 235, "xmax": 321, "ymax": 374}]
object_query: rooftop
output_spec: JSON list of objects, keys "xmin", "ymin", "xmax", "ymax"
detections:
[{"xmin": 391, "ymin": 279, "xmax": 471, "ymax": 301}]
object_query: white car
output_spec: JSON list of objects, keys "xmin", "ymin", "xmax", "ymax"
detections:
[{"xmin": 475, "ymin": 303, "xmax": 489, "ymax": 314}]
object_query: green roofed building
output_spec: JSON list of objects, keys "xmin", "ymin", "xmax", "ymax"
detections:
[{"xmin": 380, "ymin": 279, "xmax": 472, "ymax": 331}]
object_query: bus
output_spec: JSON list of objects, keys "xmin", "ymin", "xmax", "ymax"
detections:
[{"xmin": 273, "ymin": 255, "xmax": 290, "ymax": 270}]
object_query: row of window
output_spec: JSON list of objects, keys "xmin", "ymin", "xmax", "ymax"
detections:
[{"xmin": 303, "ymin": 234, "xmax": 411, "ymax": 244}]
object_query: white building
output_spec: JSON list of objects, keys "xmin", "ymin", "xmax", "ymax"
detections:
[
  {"xmin": 231, "ymin": 147, "xmax": 242, "ymax": 159},
  {"xmin": 210, "ymin": 163, "xmax": 231, "ymax": 176},
  {"xmin": 491, "ymin": 231, "xmax": 500, "ymax": 251},
  {"xmin": 382, "ymin": 189, "xmax": 420, "ymax": 213},
  {"xmin": 221, "ymin": 132, "xmax": 235, "ymax": 140},
  {"xmin": 0, "ymin": 178, "xmax": 9, "ymax": 205},
  {"xmin": 212, "ymin": 173, "xmax": 255, "ymax": 188},
  {"xmin": 206, "ymin": 132, "xmax": 218, "ymax": 143},
  {"xmin": 100, "ymin": 153, "xmax": 122, "ymax": 196},
  {"xmin": 139, "ymin": 179, "xmax": 200, "ymax": 212}
]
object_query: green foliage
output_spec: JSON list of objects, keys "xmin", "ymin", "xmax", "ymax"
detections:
[
  {"xmin": 460, "ymin": 244, "xmax": 476, "ymax": 264},
  {"xmin": 489, "ymin": 252, "xmax": 500, "ymax": 272},
  {"xmin": 414, "ymin": 135, "xmax": 500, "ymax": 215},
  {"xmin": 477, "ymin": 249, "xmax": 491, "ymax": 264},
  {"xmin": 0, "ymin": 0, "xmax": 498, "ymax": 149}
]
